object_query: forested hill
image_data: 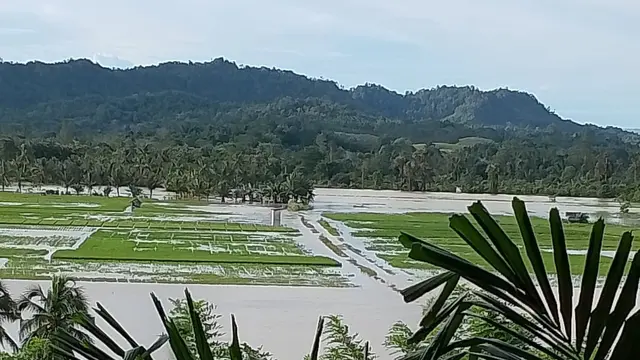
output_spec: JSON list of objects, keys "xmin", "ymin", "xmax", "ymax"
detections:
[{"xmin": 0, "ymin": 57, "xmax": 632, "ymax": 142}]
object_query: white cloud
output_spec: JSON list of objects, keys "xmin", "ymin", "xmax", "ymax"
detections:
[
  {"xmin": 0, "ymin": 0, "xmax": 638, "ymax": 126},
  {"xmin": 92, "ymin": 54, "xmax": 134, "ymax": 69}
]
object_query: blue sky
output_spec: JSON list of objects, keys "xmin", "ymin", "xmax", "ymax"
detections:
[{"xmin": 0, "ymin": 0, "xmax": 638, "ymax": 128}]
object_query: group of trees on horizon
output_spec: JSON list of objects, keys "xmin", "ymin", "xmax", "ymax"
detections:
[{"xmin": 1, "ymin": 134, "xmax": 639, "ymax": 202}]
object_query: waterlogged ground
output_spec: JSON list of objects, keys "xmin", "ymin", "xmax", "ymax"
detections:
[
  {"xmin": 2, "ymin": 188, "xmax": 640, "ymax": 359},
  {"xmin": 323, "ymin": 212, "xmax": 637, "ymax": 274},
  {"xmin": 1, "ymin": 188, "xmax": 637, "ymax": 289},
  {"xmin": 0, "ymin": 192, "xmax": 348, "ymax": 287},
  {"xmin": 313, "ymin": 189, "xmax": 640, "ymax": 285}
]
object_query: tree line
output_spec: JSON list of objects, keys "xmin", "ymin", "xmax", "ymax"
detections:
[
  {"xmin": 0, "ymin": 138, "xmax": 314, "ymax": 204},
  {"xmin": 1, "ymin": 133, "xmax": 640, "ymax": 201}
]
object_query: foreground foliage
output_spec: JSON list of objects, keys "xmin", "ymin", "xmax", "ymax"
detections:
[{"xmin": 398, "ymin": 197, "xmax": 640, "ymax": 359}]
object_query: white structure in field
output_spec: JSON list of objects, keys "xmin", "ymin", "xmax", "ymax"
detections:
[{"xmin": 271, "ymin": 208, "xmax": 283, "ymax": 226}]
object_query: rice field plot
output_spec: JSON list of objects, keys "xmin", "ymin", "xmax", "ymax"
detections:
[
  {"xmin": 324, "ymin": 212, "xmax": 638, "ymax": 273},
  {"xmin": 0, "ymin": 227, "xmax": 93, "ymax": 249},
  {"xmin": 0, "ymin": 255, "xmax": 351, "ymax": 287},
  {"xmin": 53, "ymin": 229, "xmax": 339, "ymax": 266},
  {"xmin": 0, "ymin": 192, "xmax": 130, "ymax": 211},
  {"xmin": 102, "ymin": 219, "xmax": 296, "ymax": 233},
  {"xmin": 0, "ymin": 248, "xmax": 51, "ymax": 280}
]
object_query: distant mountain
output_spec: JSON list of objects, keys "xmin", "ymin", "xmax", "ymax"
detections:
[
  {"xmin": 0, "ymin": 57, "xmax": 636, "ymax": 144},
  {"xmin": 627, "ymin": 128, "xmax": 640, "ymax": 134}
]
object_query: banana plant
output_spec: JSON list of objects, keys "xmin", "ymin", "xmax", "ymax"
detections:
[{"xmin": 397, "ymin": 197, "xmax": 640, "ymax": 359}]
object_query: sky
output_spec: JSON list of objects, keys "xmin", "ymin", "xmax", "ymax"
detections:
[{"xmin": 0, "ymin": 0, "xmax": 638, "ymax": 129}]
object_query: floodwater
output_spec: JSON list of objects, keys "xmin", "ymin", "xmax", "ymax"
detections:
[
  {"xmin": 2, "ymin": 187, "xmax": 640, "ymax": 359},
  {"xmin": 3, "ymin": 280, "xmax": 420, "ymax": 360}
]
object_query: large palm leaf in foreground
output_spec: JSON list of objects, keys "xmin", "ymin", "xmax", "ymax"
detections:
[{"xmin": 398, "ymin": 197, "xmax": 640, "ymax": 359}]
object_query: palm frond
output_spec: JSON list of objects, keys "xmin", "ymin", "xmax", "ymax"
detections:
[{"xmin": 397, "ymin": 197, "xmax": 640, "ymax": 360}]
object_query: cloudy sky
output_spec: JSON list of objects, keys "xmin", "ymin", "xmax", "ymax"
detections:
[{"xmin": 0, "ymin": 0, "xmax": 638, "ymax": 128}]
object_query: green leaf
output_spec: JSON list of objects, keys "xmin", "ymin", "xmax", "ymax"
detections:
[
  {"xmin": 124, "ymin": 348, "xmax": 146, "ymax": 360},
  {"xmin": 468, "ymin": 294, "xmax": 576, "ymax": 359},
  {"xmin": 229, "ymin": 315, "xmax": 242, "ymax": 360},
  {"xmin": 405, "ymin": 237, "xmax": 538, "ymax": 312},
  {"xmin": 574, "ymin": 218, "xmax": 604, "ymax": 353},
  {"xmin": 513, "ymin": 198, "xmax": 560, "ymax": 327},
  {"xmin": 364, "ymin": 341, "xmax": 370, "ymax": 360},
  {"xmin": 73, "ymin": 312, "xmax": 125, "ymax": 357},
  {"xmin": 549, "ymin": 208, "xmax": 572, "ymax": 341},
  {"xmin": 468, "ymin": 201, "xmax": 545, "ymax": 314},
  {"xmin": 140, "ymin": 335, "xmax": 170, "ymax": 359},
  {"xmin": 185, "ymin": 289, "xmax": 214, "ymax": 360},
  {"xmin": 441, "ymin": 353, "xmax": 466, "ymax": 360},
  {"xmin": 609, "ymin": 309, "xmax": 640, "ymax": 360},
  {"xmin": 478, "ymin": 340, "xmax": 544, "ymax": 360},
  {"xmin": 399, "ymin": 231, "xmax": 429, "ymax": 249},
  {"xmin": 420, "ymin": 274, "xmax": 460, "ymax": 326},
  {"xmin": 53, "ymin": 331, "xmax": 115, "ymax": 360},
  {"xmin": 594, "ymin": 250, "xmax": 640, "ymax": 360},
  {"xmin": 51, "ymin": 344, "xmax": 83, "ymax": 360},
  {"xmin": 151, "ymin": 292, "xmax": 195, "ymax": 360},
  {"xmin": 420, "ymin": 303, "xmax": 470, "ymax": 360},
  {"xmin": 410, "ymin": 293, "xmax": 468, "ymax": 344},
  {"xmin": 399, "ymin": 267, "xmax": 456, "ymax": 303},
  {"xmin": 94, "ymin": 302, "xmax": 140, "ymax": 349},
  {"xmin": 449, "ymin": 214, "xmax": 519, "ymax": 285},
  {"xmin": 585, "ymin": 231, "xmax": 633, "ymax": 359},
  {"xmin": 463, "ymin": 313, "xmax": 565, "ymax": 360},
  {"xmin": 309, "ymin": 316, "xmax": 324, "ymax": 360}
]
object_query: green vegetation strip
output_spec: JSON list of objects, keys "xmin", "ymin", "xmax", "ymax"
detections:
[{"xmin": 318, "ymin": 219, "xmax": 340, "ymax": 236}]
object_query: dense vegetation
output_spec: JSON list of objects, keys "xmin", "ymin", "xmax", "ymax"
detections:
[{"xmin": 0, "ymin": 58, "xmax": 639, "ymax": 199}]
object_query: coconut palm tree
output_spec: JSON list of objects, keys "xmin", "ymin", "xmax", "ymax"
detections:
[
  {"xmin": 10, "ymin": 143, "xmax": 30, "ymax": 193},
  {"xmin": 398, "ymin": 197, "xmax": 640, "ymax": 359},
  {"xmin": 142, "ymin": 166, "xmax": 163, "ymax": 199},
  {"xmin": 81, "ymin": 154, "xmax": 101, "ymax": 196},
  {"xmin": 0, "ymin": 281, "xmax": 19, "ymax": 352},
  {"xmin": 0, "ymin": 159, "xmax": 11, "ymax": 192},
  {"xmin": 17, "ymin": 276, "xmax": 91, "ymax": 353}
]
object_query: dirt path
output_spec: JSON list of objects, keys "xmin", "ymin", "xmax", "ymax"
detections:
[{"xmin": 286, "ymin": 211, "xmax": 413, "ymax": 292}]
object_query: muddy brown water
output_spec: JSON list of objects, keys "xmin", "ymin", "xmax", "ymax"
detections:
[{"xmin": 2, "ymin": 188, "xmax": 639, "ymax": 359}]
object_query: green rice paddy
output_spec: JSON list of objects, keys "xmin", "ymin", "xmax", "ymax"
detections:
[
  {"xmin": 323, "ymin": 212, "xmax": 638, "ymax": 274},
  {"xmin": 0, "ymin": 192, "xmax": 345, "ymax": 286},
  {"xmin": 54, "ymin": 229, "xmax": 338, "ymax": 266}
]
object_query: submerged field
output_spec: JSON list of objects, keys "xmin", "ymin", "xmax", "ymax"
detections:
[
  {"xmin": 323, "ymin": 211, "xmax": 638, "ymax": 274},
  {"xmin": 0, "ymin": 192, "xmax": 348, "ymax": 287}
]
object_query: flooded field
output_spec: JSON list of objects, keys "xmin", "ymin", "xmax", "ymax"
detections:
[
  {"xmin": 0, "ymin": 191, "xmax": 346, "ymax": 286},
  {"xmin": 1, "ymin": 187, "xmax": 638, "ymax": 359}
]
